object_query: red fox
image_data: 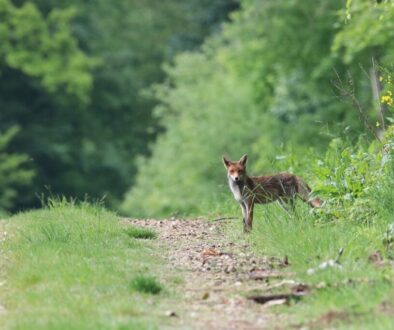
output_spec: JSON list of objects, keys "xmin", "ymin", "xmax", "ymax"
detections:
[{"xmin": 223, "ymin": 154, "xmax": 322, "ymax": 232}]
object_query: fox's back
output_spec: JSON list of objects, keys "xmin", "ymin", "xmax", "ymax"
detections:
[{"xmin": 245, "ymin": 173, "xmax": 301, "ymax": 203}]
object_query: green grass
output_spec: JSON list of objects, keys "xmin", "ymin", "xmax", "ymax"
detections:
[
  {"xmin": 130, "ymin": 275, "xmax": 162, "ymax": 294},
  {"xmin": 219, "ymin": 195, "xmax": 394, "ymax": 329},
  {"xmin": 0, "ymin": 199, "xmax": 174, "ymax": 330},
  {"xmin": 124, "ymin": 227, "xmax": 157, "ymax": 239}
]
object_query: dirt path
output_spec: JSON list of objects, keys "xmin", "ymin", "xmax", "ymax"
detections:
[{"xmin": 124, "ymin": 218, "xmax": 290, "ymax": 330}]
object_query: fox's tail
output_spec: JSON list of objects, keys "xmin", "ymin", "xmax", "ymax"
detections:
[{"xmin": 296, "ymin": 177, "xmax": 323, "ymax": 208}]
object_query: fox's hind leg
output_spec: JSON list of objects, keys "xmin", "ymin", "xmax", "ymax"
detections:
[{"xmin": 278, "ymin": 197, "xmax": 295, "ymax": 214}]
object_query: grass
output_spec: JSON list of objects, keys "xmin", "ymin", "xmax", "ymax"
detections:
[
  {"xmin": 0, "ymin": 199, "xmax": 175, "ymax": 330},
  {"xmin": 124, "ymin": 227, "xmax": 157, "ymax": 239},
  {"xmin": 221, "ymin": 195, "xmax": 394, "ymax": 329},
  {"xmin": 130, "ymin": 275, "xmax": 162, "ymax": 294}
]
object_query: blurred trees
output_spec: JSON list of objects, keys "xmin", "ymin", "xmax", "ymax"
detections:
[
  {"xmin": 0, "ymin": 127, "xmax": 34, "ymax": 215},
  {"xmin": 0, "ymin": 0, "xmax": 93, "ymax": 101},
  {"xmin": 0, "ymin": 0, "xmax": 94, "ymax": 211},
  {"xmin": 0, "ymin": 0, "xmax": 237, "ymax": 211},
  {"xmin": 122, "ymin": 0, "xmax": 394, "ymax": 217},
  {"xmin": 2, "ymin": 0, "xmax": 392, "ymax": 216}
]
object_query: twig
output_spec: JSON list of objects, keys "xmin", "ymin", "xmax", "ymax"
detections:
[
  {"xmin": 213, "ymin": 216, "xmax": 237, "ymax": 221},
  {"xmin": 331, "ymin": 68, "xmax": 383, "ymax": 144},
  {"xmin": 371, "ymin": 57, "xmax": 386, "ymax": 131}
]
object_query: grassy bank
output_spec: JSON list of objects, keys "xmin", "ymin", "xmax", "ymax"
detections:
[
  {"xmin": 250, "ymin": 206, "xmax": 393, "ymax": 328},
  {"xmin": 0, "ymin": 199, "xmax": 173, "ymax": 330},
  {"xmin": 222, "ymin": 182, "xmax": 394, "ymax": 329}
]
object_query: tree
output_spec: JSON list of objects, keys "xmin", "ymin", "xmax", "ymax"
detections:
[
  {"xmin": 122, "ymin": 0, "xmax": 394, "ymax": 217},
  {"xmin": 0, "ymin": 127, "xmax": 34, "ymax": 215},
  {"xmin": 1, "ymin": 0, "xmax": 238, "ymax": 211},
  {"xmin": 0, "ymin": 0, "xmax": 94, "ymax": 210}
]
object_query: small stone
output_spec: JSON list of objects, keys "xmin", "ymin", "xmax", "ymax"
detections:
[{"xmin": 165, "ymin": 310, "xmax": 178, "ymax": 317}]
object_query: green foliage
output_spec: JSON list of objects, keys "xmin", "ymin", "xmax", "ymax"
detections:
[
  {"xmin": 0, "ymin": 127, "xmax": 34, "ymax": 214},
  {"xmin": 0, "ymin": 0, "xmax": 94, "ymax": 103},
  {"xmin": 239, "ymin": 123, "xmax": 394, "ymax": 261},
  {"xmin": 333, "ymin": 0, "xmax": 394, "ymax": 64},
  {"xmin": 123, "ymin": 49, "xmax": 270, "ymax": 216},
  {"xmin": 311, "ymin": 138, "xmax": 381, "ymax": 222},
  {"xmin": 0, "ymin": 200, "xmax": 171, "ymax": 329},
  {"xmin": 0, "ymin": 0, "xmax": 236, "ymax": 212},
  {"xmin": 123, "ymin": 0, "xmax": 374, "ymax": 217},
  {"xmin": 232, "ymin": 129, "xmax": 394, "ymax": 328}
]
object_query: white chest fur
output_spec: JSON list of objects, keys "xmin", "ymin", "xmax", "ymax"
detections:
[{"xmin": 228, "ymin": 179, "xmax": 244, "ymax": 202}]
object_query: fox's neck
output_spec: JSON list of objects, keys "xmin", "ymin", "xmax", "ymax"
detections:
[{"xmin": 228, "ymin": 175, "xmax": 248, "ymax": 202}]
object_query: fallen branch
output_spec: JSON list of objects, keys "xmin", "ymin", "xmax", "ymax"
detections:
[{"xmin": 213, "ymin": 216, "xmax": 237, "ymax": 221}]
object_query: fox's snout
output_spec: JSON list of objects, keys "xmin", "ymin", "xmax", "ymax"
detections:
[
  {"xmin": 228, "ymin": 171, "xmax": 243, "ymax": 183},
  {"xmin": 231, "ymin": 174, "xmax": 240, "ymax": 182}
]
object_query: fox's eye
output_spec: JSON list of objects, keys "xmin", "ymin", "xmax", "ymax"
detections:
[{"xmin": 230, "ymin": 170, "xmax": 234, "ymax": 174}]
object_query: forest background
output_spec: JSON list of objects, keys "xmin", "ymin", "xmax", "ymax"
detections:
[{"xmin": 1, "ymin": 0, "xmax": 393, "ymax": 218}]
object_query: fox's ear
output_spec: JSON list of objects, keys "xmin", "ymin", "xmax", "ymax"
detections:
[
  {"xmin": 239, "ymin": 154, "xmax": 248, "ymax": 166},
  {"xmin": 222, "ymin": 156, "xmax": 231, "ymax": 168}
]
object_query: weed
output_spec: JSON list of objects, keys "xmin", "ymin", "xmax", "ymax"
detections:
[
  {"xmin": 130, "ymin": 275, "xmax": 162, "ymax": 294},
  {"xmin": 124, "ymin": 226, "xmax": 157, "ymax": 239}
]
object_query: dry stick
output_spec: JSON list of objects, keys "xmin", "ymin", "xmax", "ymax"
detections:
[
  {"xmin": 213, "ymin": 216, "xmax": 237, "ymax": 221},
  {"xmin": 350, "ymin": 92, "xmax": 383, "ymax": 143},
  {"xmin": 331, "ymin": 69, "xmax": 383, "ymax": 144},
  {"xmin": 371, "ymin": 57, "xmax": 386, "ymax": 131},
  {"xmin": 358, "ymin": 61, "xmax": 385, "ymax": 131}
]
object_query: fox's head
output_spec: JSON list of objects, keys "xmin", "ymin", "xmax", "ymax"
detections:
[{"xmin": 222, "ymin": 154, "xmax": 248, "ymax": 183}]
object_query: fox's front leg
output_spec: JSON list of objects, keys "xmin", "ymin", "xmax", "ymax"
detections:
[
  {"xmin": 244, "ymin": 199, "xmax": 254, "ymax": 233},
  {"xmin": 240, "ymin": 202, "xmax": 247, "ymax": 226}
]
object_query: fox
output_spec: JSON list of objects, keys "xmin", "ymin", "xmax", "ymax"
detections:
[{"xmin": 223, "ymin": 154, "xmax": 322, "ymax": 232}]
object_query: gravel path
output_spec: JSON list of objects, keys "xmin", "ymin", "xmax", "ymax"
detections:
[{"xmin": 124, "ymin": 218, "xmax": 291, "ymax": 330}]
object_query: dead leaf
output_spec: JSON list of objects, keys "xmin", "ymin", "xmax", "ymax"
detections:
[{"xmin": 202, "ymin": 248, "xmax": 223, "ymax": 257}]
